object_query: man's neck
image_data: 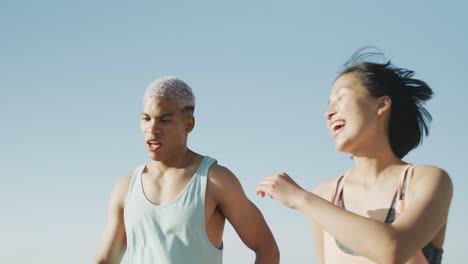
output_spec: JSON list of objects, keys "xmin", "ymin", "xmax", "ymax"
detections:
[{"xmin": 147, "ymin": 149, "xmax": 197, "ymax": 174}]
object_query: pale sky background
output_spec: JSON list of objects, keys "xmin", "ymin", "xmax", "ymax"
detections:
[{"xmin": 1, "ymin": 1, "xmax": 467, "ymax": 263}]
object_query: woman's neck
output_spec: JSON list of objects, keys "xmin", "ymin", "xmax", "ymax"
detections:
[{"xmin": 350, "ymin": 140, "xmax": 405, "ymax": 185}]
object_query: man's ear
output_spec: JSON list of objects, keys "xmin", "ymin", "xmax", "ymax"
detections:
[
  {"xmin": 377, "ymin": 96, "xmax": 392, "ymax": 116},
  {"xmin": 185, "ymin": 115, "xmax": 195, "ymax": 133}
]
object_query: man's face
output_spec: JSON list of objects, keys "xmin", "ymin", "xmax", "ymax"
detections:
[{"xmin": 140, "ymin": 97, "xmax": 194, "ymax": 161}]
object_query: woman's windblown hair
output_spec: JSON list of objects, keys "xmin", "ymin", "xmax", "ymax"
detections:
[{"xmin": 339, "ymin": 47, "xmax": 433, "ymax": 158}]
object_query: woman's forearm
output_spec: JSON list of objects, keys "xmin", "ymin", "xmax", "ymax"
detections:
[{"xmin": 297, "ymin": 191, "xmax": 398, "ymax": 263}]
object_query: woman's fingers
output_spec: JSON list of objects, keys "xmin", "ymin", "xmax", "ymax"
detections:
[
  {"xmin": 256, "ymin": 173, "xmax": 294, "ymax": 199},
  {"xmin": 255, "ymin": 184, "xmax": 271, "ymax": 198}
]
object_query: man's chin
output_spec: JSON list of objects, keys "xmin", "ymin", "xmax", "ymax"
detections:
[{"xmin": 148, "ymin": 152, "xmax": 163, "ymax": 161}]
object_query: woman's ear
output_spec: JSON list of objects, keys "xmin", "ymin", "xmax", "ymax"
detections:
[{"xmin": 377, "ymin": 96, "xmax": 392, "ymax": 116}]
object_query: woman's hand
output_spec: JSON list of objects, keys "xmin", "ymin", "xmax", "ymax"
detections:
[{"xmin": 256, "ymin": 172, "xmax": 306, "ymax": 209}]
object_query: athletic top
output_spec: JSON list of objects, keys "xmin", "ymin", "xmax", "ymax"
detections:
[
  {"xmin": 123, "ymin": 156, "xmax": 223, "ymax": 264},
  {"xmin": 323, "ymin": 165, "xmax": 443, "ymax": 264}
]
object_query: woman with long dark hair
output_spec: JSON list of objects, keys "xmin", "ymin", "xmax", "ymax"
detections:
[{"xmin": 256, "ymin": 48, "xmax": 453, "ymax": 263}]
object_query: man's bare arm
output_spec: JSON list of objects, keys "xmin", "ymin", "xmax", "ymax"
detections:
[
  {"xmin": 209, "ymin": 165, "xmax": 280, "ymax": 264},
  {"xmin": 94, "ymin": 174, "xmax": 131, "ymax": 264}
]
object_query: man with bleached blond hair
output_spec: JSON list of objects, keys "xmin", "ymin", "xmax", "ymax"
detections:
[{"xmin": 95, "ymin": 76, "xmax": 279, "ymax": 264}]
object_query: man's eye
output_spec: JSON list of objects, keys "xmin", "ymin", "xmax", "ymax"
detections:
[{"xmin": 161, "ymin": 119, "xmax": 171, "ymax": 123}]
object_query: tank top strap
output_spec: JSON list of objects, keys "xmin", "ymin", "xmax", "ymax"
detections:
[
  {"xmin": 396, "ymin": 165, "xmax": 414, "ymax": 199},
  {"xmin": 404, "ymin": 165, "xmax": 415, "ymax": 200},
  {"xmin": 197, "ymin": 156, "xmax": 217, "ymax": 178},
  {"xmin": 395, "ymin": 164, "xmax": 415, "ymax": 214},
  {"xmin": 184, "ymin": 156, "xmax": 217, "ymax": 205},
  {"xmin": 331, "ymin": 171, "xmax": 350, "ymax": 205},
  {"xmin": 125, "ymin": 164, "xmax": 146, "ymax": 205}
]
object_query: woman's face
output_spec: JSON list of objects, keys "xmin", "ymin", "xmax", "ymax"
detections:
[{"xmin": 326, "ymin": 73, "xmax": 383, "ymax": 154}]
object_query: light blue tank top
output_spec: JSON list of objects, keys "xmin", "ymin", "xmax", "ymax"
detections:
[{"xmin": 123, "ymin": 156, "xmax": 223, "ymax": 264}]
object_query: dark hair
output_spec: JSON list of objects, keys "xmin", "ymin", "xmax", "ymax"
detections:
[
  {"xmin": 339, "ymin": 47, "xmax": 433, "ymax": 158},
  {"xmin": 182, "ymin": 106, "xmax": 195, "ymax": 116}
]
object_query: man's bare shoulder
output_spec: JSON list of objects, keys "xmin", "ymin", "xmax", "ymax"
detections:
[
  {"xmin": 313, "ymin": 176, "xmax": 342, "ymax": 200},
  {"xmin": 110, "ymin": 171, "xmax": 135, "ymax": 208},
  {"xmin": 115, "ymin": 172, "xmax": 134, "ymax": 191},
  {"xmin": 207, "ymin": 163, "xmax": 239, "ymax": 187}
]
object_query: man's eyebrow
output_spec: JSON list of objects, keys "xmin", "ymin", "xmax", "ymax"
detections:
[
  {"xmin": 159, "ymin": 113, "xmax": 173, "ymax": 118},
  {"xmin": 140, "ymin": 113, "xmax": 174, "ymax": 117}
]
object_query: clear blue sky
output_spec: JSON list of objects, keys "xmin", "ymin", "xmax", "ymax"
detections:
[{"xmin": 1, "ymin": 1, "xmax": 467, "ymax": 263}]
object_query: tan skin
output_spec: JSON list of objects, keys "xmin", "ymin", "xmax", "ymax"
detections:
[
  {"xmin": 95, "ymin": 97, "xmax": 279, "ymax": 264},
  {"xmin": 256, "ymin": 73, "xmax": 453, "ymax": 264}
]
